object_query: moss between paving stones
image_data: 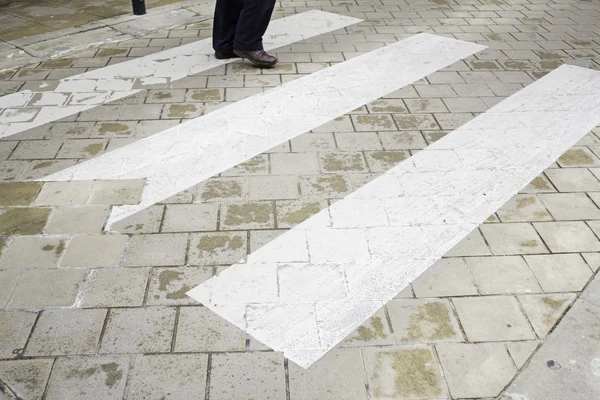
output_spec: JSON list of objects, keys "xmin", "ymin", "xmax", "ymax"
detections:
[
  {"xmin": 0, "ymin": 182, "xmax": 42, "ymax": 206},
  {"xmin": 0, "ymin": 208, "xmax": 51, "ymax": 235}
]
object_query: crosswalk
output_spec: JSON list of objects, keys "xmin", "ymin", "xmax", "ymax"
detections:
[
  {"xmin": 188, "ymin": 64, "xmax": 600, "ymax": 368},
  {"xmin": 9, "ymin": 9, "xmax": 600, "ymax": 369},
  {"xmin": 0, "ymin": 10, "xmax": 360, "ymax": 139},
  {"xmin": 40, "ymin": 33, "xmax": 484, "ymax": 228}
]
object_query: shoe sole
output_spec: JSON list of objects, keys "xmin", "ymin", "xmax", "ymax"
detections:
[
  {"xmin": 215, "ymin": 53, "xmax": 239, "ymax": 60},
  {"xmin": 233, "ymin": 50, "xmax": 277, "ymax": 67}
]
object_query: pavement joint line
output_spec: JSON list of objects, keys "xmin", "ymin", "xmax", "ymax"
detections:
[
  {"xmin": 0, "ymin": 10, "xmax": 361, "ymax": 139},
  {"xmin": 187, "ymin": 65, "xmax": 600, "ymax": 369},
  {"xmin": 39, "ymin": 33, "xmax": 485, "ymax": 230}
]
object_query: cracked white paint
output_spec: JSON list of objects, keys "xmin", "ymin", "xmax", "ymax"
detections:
[
  {"xmin": 0, "ymin": 10, "xmax": 361, "ymax": 139},
  {"xmin": 40, "ymin": 33, "xmax": 485, "ymax": 229},
  {"xmin": 187, "ymin": 65, "xmax": 600, "ymax": 369}
]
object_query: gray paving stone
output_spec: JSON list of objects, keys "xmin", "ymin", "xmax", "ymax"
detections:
[
  {"xmin": 46, "ymin": 205, "xmax": 108, "ymax": 234},
  {"xmin": 379, "ymin": 131, "xmax": 427, "ymax": 150},
  {"xmin": 341, "ymin": 308, "xmax": 394, "ymax": 347},
  {"xmin": 496, "ymin": 194, "xmax": 553, "ymax": 222},
  {"xmin": 558, "ymin": 148, "xmax": 600, "ymax": 167},
  {"xmin": 160, "ymin": 188, "xmax": 194, "ymax": 204},
  {"xmin": 518, "ymin": 293, "xmax": 576, "ymax": 337},
  {"xmin": 10, "ymin": 140, "xmax": 62, "ymax": 160},
  {"xmin": 299, "ymin": 174, "xmax": 352, "ymax": 199},
  {"xmin": 100, "ymin": 307, "xmax": 176, "ymax": 354},
  {"xmin": 520, "ymin": 174, "xmax": 557, "ymax": 194},
  {"xmin": 480, "ymin": 223, "xmax": 549, "ymax": 255},
  {"xmin": 111, "ymin": 205, "xmax": 163, "ymax": 234},
  {"xmin": 9, "ymin": 269, "xmax": 84, "ymax": 308},
  {"xmin": 404, "ymin": 98, "xmax": 447, "ymax": 113},
  {"xmin": 505, "ymin": 340, "xmax": 541, "ymax": 369},
  {"xmin": 437, "ymin": 342, "xmax": 517, "ymax": 398},
  {"xmin": 393, "ymin": 113, "xmax": 439, "ymax": 130},
  {"xmin": 501, "ymin": 299, "xmax": 600, "ymax": 400},
  {"xmin": 433, "ymin": 112, "xmax": 474, "ymax": 130},
  {"xmin": 387, "ymin": 298, "xmax": 463, "ymax": 344},
  {"xmin": 162, "ymin": 203, "xmax": 218, "ymax": 232},
  {"xmin": 146, "ymin": 89, "xmax": 186, "ymax": 103},
  {"xmin": 318, "ymin": 152, "xmax": 368, "ymax": 173},
  {"xmin": 443, "ymin": 97, "xmax": 488, "ymax": 112},
  {"xmin": 366, "ymin": 98, "xmax": 408, "ymax": 113},
  {"xmin": 276, "ymin": 200, "xmax": 327, "ymax": 229},
  {"xmin": 25, "ymin": 308, "xmax": 107, "ymax": 356},
  {"xmin": 174, "ymin": 306, "xmax": 245, "ymax": 352},
  {"xmin": 269, "ymin": 153, "xmax": 319, "ymax": 175},
  {"xmin": 81, "ymin": 268, "xmax": 150, "ymax": 307},
  {"xmin": 45, "ymin": 355, "xmax": 130, "ymax": 400},
  {"xmin": 312, "ymin": 116, "xmax": 355, "ymax": 134},
  {"xmin": 466, "ymin": 256, "xmax": 542, "ymax": 294},
  {"xmin": 444, "ymin": 228, "xmax": 491, "ymax": 257},
  {"xmin": 545, "ymin": 168, "xmax": 600, "ymax": 192},
  {"xmin": 34, "ymin": 181, "xmax": 94, "ymax": 206},
  {"xmin": 209, "ymin": 352, "xmax": 286, "ymax": 400},
  {"xmin": 582, "ymin": 252, "xmax": 600, "ymax": 273},
  {"xmin": 365, "ymin": 150, "xmax": 410, "ymax": 172},
  {"xmin": 524, "ymin": 254, "xmax": 593, "ymax": 292},
  {"xmin": 0, "ymin": 236, "xmax": 66, "ymax": 269},
  {"xmin": 0, "ymin": 182, "xmax": 41, "ymax": 206},
  {"xmin": 0, "ymin": 141, "xmax": 17, "ymax": 160},
  {"xmin": 88, "ymin": 180, "xmax": 144, "ymax": 205},
  {"xmin": 56, "ymin": 139, "xmax": 107, "ymax": 159},
  {"xmin": 220, "ymin": 202, "xmax": 274, "ymax": 230},
  {"xmin": 188, "ymin": 231, "xmax": 247, "ymax": 265},
  {"xmin": 453, "ymin": 296, "xmax": 536, "ymax": 341},
  {"xmin": 249, "ymin": 230, "xmax": 285, "ymax": 253},
  {"xmin": 288, "ymin": 348, "xmax": 368, "ymax": 400},
  {"xmin": 534, "ymin": 221, "xmax": 600, "ymax": 252},
  {"xmin": 0, "ymin": 359, "xmax": 53, "ymax": 400},
  {"xmin": 194, "ymin": 177, "xmax": 246, "ymax": 203},
  {"xmin": 362, "ymin": 346, "xmax": 447, "ymax": 400},
  {"xmin": 20, "ymin": 159, "xmax": 77, "ymax": 181},
  {"xmin": 291, "ymin": 132, "xmax": 336, "ymax": 152},
  {"xmin": 127, "ymin": 354, "xmax": 208, "ymax": 400},
  {"xmin": 248, "ymin": 175, "xmax": 299, "ymax": 200},
  {"xmin": 61, "ymin": 234, "xmax": 128, "ymax": 268},
  {"xmin": 412, "ymin": 258, "xmax": 477, "ymax": 297},
  {"xmin": 146, "ymin": 266, "xmax": 213, "ymax": 306},
  {"xmin": 125, "ymin": 234, "xmax": 188, "ymax": 267},
  {"xmin": 0, "ymin": 269, "xmax": 20, "ymax": 306},
  {"xmin": 0, "ymin": 311, "xmax": 37, "ymax": 358},
  {"xmin": 539, "ymin": 193, "xmax": 600, "ymax": 220}
]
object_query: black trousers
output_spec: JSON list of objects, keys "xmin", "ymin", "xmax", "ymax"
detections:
[{"xmin": 212, "ymin": 0, "xmax": 277, "ymax": 53}]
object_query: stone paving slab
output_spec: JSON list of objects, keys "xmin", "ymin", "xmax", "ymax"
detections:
[{"xmin": 0, "ymin": 0, "xmax": 600, "ymax": 398}]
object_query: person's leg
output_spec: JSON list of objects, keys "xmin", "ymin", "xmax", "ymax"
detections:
[
  {"xmin": 212, "ymin": 0, "xmax": 244, "ymax": 55},
  {"xmin": 233, "ymin": 0, "xmax": 277, "ymax": 51}
]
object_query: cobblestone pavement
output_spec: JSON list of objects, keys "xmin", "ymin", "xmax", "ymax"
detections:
[{"xmin": 1, "ymin": 0, "xmax": 600, "ymax": 399}]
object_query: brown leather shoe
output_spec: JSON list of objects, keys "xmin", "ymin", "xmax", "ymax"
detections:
[
  {"xmin": 233, "ymin": 49, "xmax": 277, "ymax": 67},
  {"xmin": 215, "ymin": 51, "xmax": 239, "ymax": 60}
]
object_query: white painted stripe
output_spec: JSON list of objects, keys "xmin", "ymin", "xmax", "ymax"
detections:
[
  {"xmin": 187, "ymin": 65, "xmax": 600, "ymax": 369},
  {"xmin": 0, "ymin": 10, "xmax": 361, "ymax": 139},
  {"xmin": 40, "ymin": 33, "xmax": 485, "ymax": 229}
]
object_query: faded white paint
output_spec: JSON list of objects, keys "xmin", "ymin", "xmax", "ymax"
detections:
[
  {"xmin": 40, "ymin": 33, "xmax": 485, "ymax": 229},
  {"xmin": 187, "ymin": 65, "xmax": 600, "ymax": 368},
  {"xmin": 0, "ymin": 10, "xmax": 361, "ymax": 138}
]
